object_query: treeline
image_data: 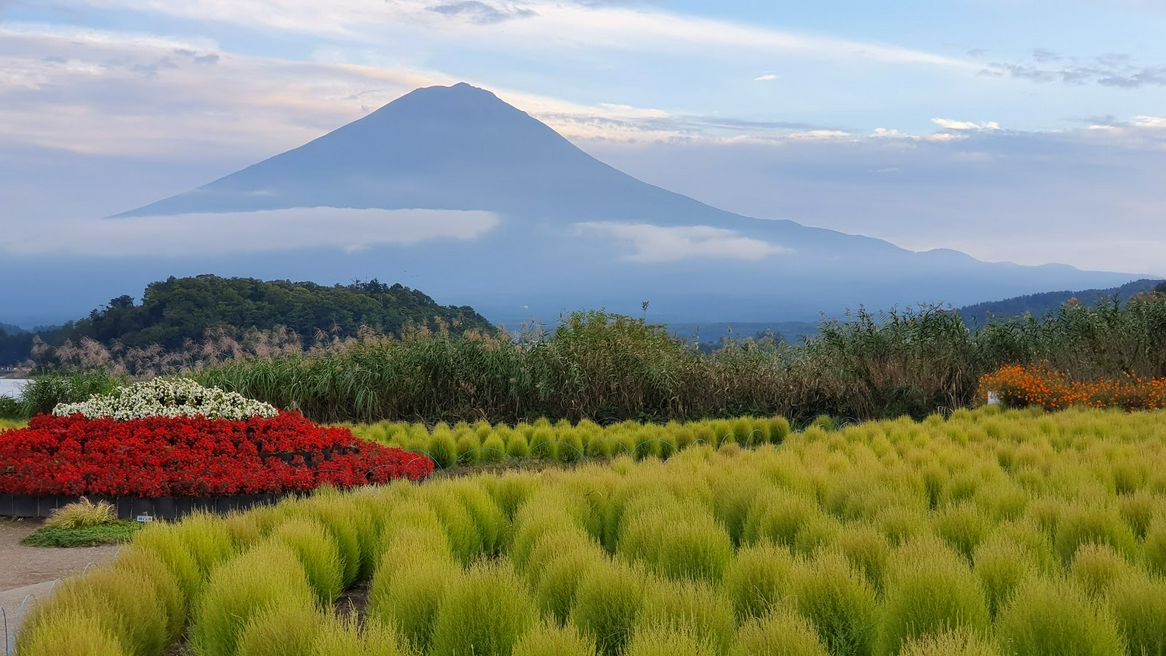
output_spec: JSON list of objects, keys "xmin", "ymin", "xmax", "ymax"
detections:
[
  {"xmin": 0, "ymin": 323, "xmax": 33, "ymax": 367},
  {"xmin": 1, "ymin": 275, "xmax": 493, "ymax": 367},
  {"xmin": 959, "ymin": 278, "xmax": 1165, "ymax": 326},
  {"xmin": 190, "ymin": 291, "xmax": 1166, "ymax": 425}
]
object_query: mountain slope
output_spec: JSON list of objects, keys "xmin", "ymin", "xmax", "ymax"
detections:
[
  {"xmin": 959, "ymin": 278, "xmax": 1165, "ymax": 324},
  {"xmin": 111, "ymin": 83, "xmax": 1136, "ymax": 323}
]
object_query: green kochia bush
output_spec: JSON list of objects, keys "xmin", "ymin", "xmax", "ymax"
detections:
[
  {"xmin": 571, "ymin": 559, "xmax": 648, "ymax": 656},
  {"xmin": 15, "ymin": 610, "xmax": 126, "ymax": 656},
  {"xmin": 617, "ymin": 497, "xmax": 733, "ymax": 582},
  {"xmin": 311, "ymin": 616, "xmax": 411, "ymax": 656},
  {"xmin": 190, "ymin": 541, "xmax": 317, "ymax": 656},
  {"xmin": 526, "ymin": 530, "xmax": 607, "ymax": 623},
  {"xmin": 995, "ymin": 577, "xmax": 1125, "ymax": 656},
  {"xmin": 723, "ymin": 543, "xmax": 795, "ymax": 620},
  {"xmin": 429, "ymin": 561, "xmax": 536, "ymax": 656},
  {"xmin": 1105, "ymin": 572, "xmax": 1166, "ymax": 656},
  {"xmin": 876, "ymin": 538, "xmax": 991, "ymax": 656},
  {"xmin": 110, "ymin": 547, "xmax": 187, "ymax": 641},
  {"xmin": 898, "ymin": 629, "xmax": 1001, "ymax": 656},
  {"xmin": 271, "ymin": 519, "xmax": 344, "ymax": 605},
  {"xmin": 1053, "ymin": 505, "xmax": 1138, "ymax": 565},
  {"xmin": 367, "ymin": 536, "xmax": 455, "ymax": 653},
  {"xmin": 513, "ymin": 621, "xmax": 598, "ymax": 656},
  {"xmin": 728, "ymin": 610, "xmax": 830, "ymax": 656},
  {"xmin": 235, "ymin": 605, "xmax": 323, "ymax": 656},
  {"xmin": 972, "ymin": 532, "xmax": 1036, "ymax": 617},
  {"xmin": 16, "ymin": 566, "xmax": 171, "ymax": 656},
  {"xmin": 638, "ymin": 578, "xmax": 737, "ymax": 655},
  {"xmin": 626, "ymin": 625, "xmax": 717, "ymax": 656},
  {"xmin": 789, "ymin": 551, "xmax": 879, "ymax": 656}
]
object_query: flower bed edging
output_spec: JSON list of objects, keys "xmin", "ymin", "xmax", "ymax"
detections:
[{"xmin": 0, "ymin": 492, "xmax": 295, "ymax": 521}]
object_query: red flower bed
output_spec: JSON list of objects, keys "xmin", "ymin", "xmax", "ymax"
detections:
[{"xmin": 0, "ymin": 412, "xmax": 433, "ymax": 497}]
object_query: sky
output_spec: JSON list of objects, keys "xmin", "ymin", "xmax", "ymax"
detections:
[{"xmin": 1, "ymin": 0, "xmax": 1165, "ymax": 275}]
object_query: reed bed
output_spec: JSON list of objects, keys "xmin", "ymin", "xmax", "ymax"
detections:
[
  {"xmin": 17, "ymin": 406, "xmax": 1166, "ymax": 656},
  {"xmin": 191, "ymin": 298, "xmax": 1166, "ymax": 424}
]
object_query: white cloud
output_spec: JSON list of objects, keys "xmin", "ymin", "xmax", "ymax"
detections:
[
  {"xmin": 0, "ymin": 23, "xmax": 696, "ymax": 154},
  {"xmin": 70, "ymin": 0, "xmax": 976, "ymax": 70},
  {"xmin": 1132, "ymin": 115, "xmax": 1166, "ymax": 129},
  {"xmin": 0, "ymin": 208, "xmax": 500, "ymax": 256},
  {"xmin": 575, "ymin": 222, "xmax": 789, "ymax": 262},
  {"xmin": 754, "ymin": 73, "xmax": 779, "ymax": 82},
  {"xmin": 931, "ymin": 117, "xmax": 1001, "ymax": 131}
]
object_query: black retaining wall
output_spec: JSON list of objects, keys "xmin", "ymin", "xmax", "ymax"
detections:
[{"xmin": 0, "ymin": 493, "xmax": 291, "ymax": 521}]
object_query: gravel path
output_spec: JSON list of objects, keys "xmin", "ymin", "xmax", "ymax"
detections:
[{"xmin": 0, "ymin": 519, "xmax": 120, "ymax": 653}]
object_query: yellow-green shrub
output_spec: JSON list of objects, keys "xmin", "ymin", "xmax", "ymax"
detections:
[
  {"xmin": 876, "ymin": 538, "xmax": 990, "ymax": 656},
  {"xmin": 190, "ymin": 542, "xmax": 316, "ymax": 656},
  {"xmin": 429, "ymin": 561, "xmax": 536, "ymax": 656},
  {"xmin": 996, "ymin": 577, "xmax": 1125, "ymax": 656},
  {"xmin": 723, "ymin": 543, "xmax": 795, "ymax": 619},
  {"xmin": 513, "ymin": 621, "xmax": 598, "ymax": 656},
  {"xmin": 571, "ymin": 559, "xmax": 647, "ymax": 656},
  {"xmin": 728, "ymin": 610, "xmax": 829, "ymax": 656}
]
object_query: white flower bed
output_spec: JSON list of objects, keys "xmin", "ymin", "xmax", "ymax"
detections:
[{"xmin": 53, "ymin": 378, "xmax": 279, "ymax": 421}]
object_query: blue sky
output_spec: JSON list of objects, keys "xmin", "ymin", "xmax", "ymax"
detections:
[{"xmin": 1, "ymin": 0, "xmax": 1165, "ymax": 274}]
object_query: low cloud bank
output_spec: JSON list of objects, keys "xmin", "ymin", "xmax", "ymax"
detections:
[{"xmin": 2, "ymin": 208, "xmax": 500, "ymax": 256}]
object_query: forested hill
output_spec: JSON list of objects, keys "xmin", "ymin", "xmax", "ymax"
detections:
[
  {"xmin": 959, "ymin": 278, "xmax": 1165, "ymax": 325},
  {"xmin": 46, "ymin": 275, "xmax": 493, "ymax": 350}
]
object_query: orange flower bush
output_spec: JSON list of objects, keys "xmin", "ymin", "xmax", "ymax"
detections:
[{"xmin": 979, "ymin": 363, "xmax": 1166, "ymax": 411}]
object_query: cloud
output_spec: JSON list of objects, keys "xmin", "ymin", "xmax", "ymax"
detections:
[
  {"xmin": 0, "ymin": 23, "xmax": 854, "ymax": 153},
  {"xmin": 753, "ymin": 73, "xmax": 778, "ymax": 82},
  {"xmin": 586, "ymin": 123, "xmax": 1166, "ymax": 276},
  {"xmin": 574, "ymin": 222, "xmax": 789, "ymax": 262},
  {"xmin": 67, "ymin": 0, "xmax": 975, "ymax": 70},
  {"xmin": 931, "ymin": 118, "xmax": 1001, "ymax": 131},
  {"xmin": 428, "ymin": 1, "xmax": 536, "ymax": 24},
  {"xmin": 0, "ymin": 208, "xmax": 500, "ymax": 256},
  {"xmin": 984, "ymin": 51, "xmax": 1166, "ymax": 88}
]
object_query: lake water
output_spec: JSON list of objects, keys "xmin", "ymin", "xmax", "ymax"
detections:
[{"xmin": 0, "ymin": 379, "xmax": 29, "ymax": 399}]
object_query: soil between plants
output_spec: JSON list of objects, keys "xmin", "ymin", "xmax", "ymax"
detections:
[{"xmin": 0, "ymin": 519, "xmax": 120, "ymax": 591}]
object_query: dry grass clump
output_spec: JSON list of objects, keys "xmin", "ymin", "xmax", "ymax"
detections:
[{"xmin": 44, "ymin": 496, "xmax": 117, "ymax": 529}]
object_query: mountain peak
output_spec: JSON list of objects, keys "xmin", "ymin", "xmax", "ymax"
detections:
[
  {"xmin": 102, "ymin": 82, "xmax": 1132, "ymax": 322},
  {"xmin": 373, "ymin": 81, "xmax": 513, "ymax": 118}
]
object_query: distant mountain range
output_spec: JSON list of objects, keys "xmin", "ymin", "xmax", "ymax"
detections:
[
  {"xmin": 669, "ymin": 279, "xmax": 1166, "ymax": 345},
  {"xmin": 2, "ymin": 83, "xmax": 1138, "ymax": 325}
]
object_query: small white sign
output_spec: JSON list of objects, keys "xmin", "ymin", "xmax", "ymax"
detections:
[
  {"xmin": 987, "ymin": 391, "xmax": 1000, "ymax": 405},
  {"xmin": 136, "ymin": 514, "xmax": 155, "ymax": 523}
]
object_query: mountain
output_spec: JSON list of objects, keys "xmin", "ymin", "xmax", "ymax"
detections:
[
  {"xmin": 101, "ymin": 83, "xmax": 1137, "ymax": 323},
  {"xmin": 958, "ymin": 278, "xmax": 1165, "ymax": 325}
]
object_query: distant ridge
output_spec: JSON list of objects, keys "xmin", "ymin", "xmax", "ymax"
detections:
[
  {"xmin": 958, "ymin": 278, "xmax": 1165, "ymax": 324},
  {"xmin": 0, "ymin": 275, "xmax": 494, "ymax": 366}
]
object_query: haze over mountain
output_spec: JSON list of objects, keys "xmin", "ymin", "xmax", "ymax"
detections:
[{"xmin": 5, "ymin": 83, "xmax": 1137, "ymax": 326}]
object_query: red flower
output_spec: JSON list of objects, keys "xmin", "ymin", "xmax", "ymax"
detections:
[{"xmin": 0, "ymin": 412, "xmax": 432, "ymax": 497}]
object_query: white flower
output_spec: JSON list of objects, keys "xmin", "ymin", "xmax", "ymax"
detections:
[{"xmin": 53, "ymin": 378, "xmax": 278, "ymax": 421}]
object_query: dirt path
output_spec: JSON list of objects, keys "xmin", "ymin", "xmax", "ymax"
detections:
[
  {"xmin": 1, "ymin": 519, "xmax": 120, "ymax": 652},
  {"xmin": 0, "ymin": 520, "xmax": 120, "ymax": 591}
]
